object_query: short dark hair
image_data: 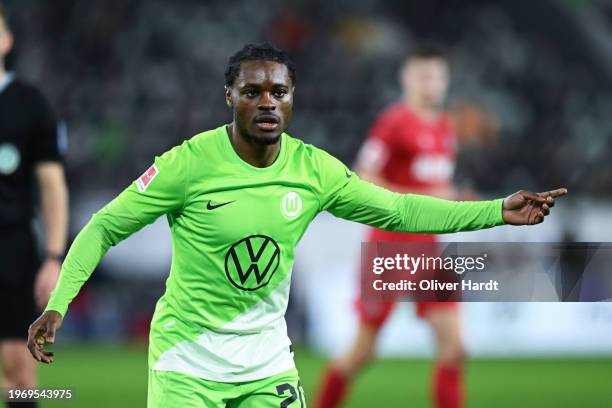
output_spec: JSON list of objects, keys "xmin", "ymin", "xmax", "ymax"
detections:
[
  {"xmin": 407, "ymin": 44, "xmax": 448, "ymax": 62},
  {"xmin": 225, "ymin": 43, "xmax": 296, "ymax": 87}
]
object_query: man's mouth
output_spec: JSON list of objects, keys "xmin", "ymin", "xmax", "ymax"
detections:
[{"xmin": 254, "ymin": 115, "xmax": 280, "ymax": 131}]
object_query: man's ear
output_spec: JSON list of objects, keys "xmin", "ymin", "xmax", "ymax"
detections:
[{"xmin": 225, "ymin": 86, "xmax": 232, "ymax": 108}]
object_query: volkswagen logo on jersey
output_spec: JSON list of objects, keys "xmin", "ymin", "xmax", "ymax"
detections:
[
  {"xmin": 280, "ymin": 191, "xmax": 302, "ymax": 219},
  {"xmin": 225, "ymin": 234, "xmax": 281, "ymax": 291},
  {"xmin": 0, "ymin": 143, "xmax": 20, "ymax": 175}
]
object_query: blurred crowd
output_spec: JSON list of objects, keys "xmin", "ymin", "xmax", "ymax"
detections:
[{"xmin": 4, "ymin": 0, "xmax": 611, "ymax": 198}]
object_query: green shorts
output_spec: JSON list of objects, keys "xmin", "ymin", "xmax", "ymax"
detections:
[{"xmin": 147, "ymin": 368, "xmax": 306, "ymax": 407}]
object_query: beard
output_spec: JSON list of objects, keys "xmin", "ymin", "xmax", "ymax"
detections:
[
  {"xmin": 249, "ymin": 133, "xmax": 281, "ymax": 145},
  {"xmin": 236, "ymin": 120, "xmax": 283, "ymax": 146}
]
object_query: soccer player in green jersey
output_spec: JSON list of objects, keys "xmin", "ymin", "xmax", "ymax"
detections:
[{"xmin": 26, "ymin": 43, "xmax": 567, "ymax": 407}]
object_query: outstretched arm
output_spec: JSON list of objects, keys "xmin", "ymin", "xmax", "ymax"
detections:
[
  {"xmin": 319, "ymin": 151, "xmax": 567, "ymax": 233},
  {"xmin": 27, "ymin": 142, "xmax": 190, "ymax": 363}
]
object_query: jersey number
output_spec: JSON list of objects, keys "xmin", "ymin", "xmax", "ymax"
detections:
[{"xmin": 276, "ymin": 381, "xmax": 305, "ymax": 407}]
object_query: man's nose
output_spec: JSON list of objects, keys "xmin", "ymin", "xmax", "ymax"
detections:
[{"xmin": 258, "ymin": 92, "xmax": 276, "ymax": 110}]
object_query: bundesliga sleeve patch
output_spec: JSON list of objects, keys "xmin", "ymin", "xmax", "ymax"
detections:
[{"xmin": 136, "ymin": 164, "xmax": 159, "ymax": 192}]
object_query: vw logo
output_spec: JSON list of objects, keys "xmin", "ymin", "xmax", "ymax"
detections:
[{"xmin": 225, "ymin": 235, "xmax": 281, "ymax": 291}]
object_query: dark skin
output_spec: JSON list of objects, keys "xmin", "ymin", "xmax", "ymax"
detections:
[
  {"xmin": 224, "ymin": 60, "xmax": 294, "ymax": 168},
  {"xmin": 26, "ymin": 59, "xmax": 567, "ymax": 364}
]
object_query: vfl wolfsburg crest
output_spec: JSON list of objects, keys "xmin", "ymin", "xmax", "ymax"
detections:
[
  {"xmin": 0, "ymin": 144, "xmax": 20, "ymax": 175},
  {"xmin": 225, "ymin": 234, "xmax": 281, "ymax": 291},
  {"xmin": 281, "ymin": 191, "xmax": 302, "ymax": 219}
]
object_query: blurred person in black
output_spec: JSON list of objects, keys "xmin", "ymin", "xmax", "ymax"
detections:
[{"xmin": 0, "ymin": 3, "xmax": 68, "ymax": 407}]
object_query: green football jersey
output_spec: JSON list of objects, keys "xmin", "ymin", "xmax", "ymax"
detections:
[{"xmin": 46, "ymin": 125, "xmax": 504, "ymax": 382}]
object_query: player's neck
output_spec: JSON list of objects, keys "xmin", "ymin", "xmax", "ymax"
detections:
[
  {"xmin": 405, "ymin": 99, "xmax": 442, "ymax": 122},
  {"xmin": 226, "ymin": 124, "xmax": 281, "ymax": 168},
  {"xmin": 0, "ymin": 65, "xmax": 5, "ymax": 82}
]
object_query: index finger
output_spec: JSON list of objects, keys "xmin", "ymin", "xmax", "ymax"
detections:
[
  {"xmin": 520, "ymin": 191, "xmax": 546, "ymax": 203},
  {"xmin": 540, "ymin": 188, "xmax": 568, "ymax": 198}
]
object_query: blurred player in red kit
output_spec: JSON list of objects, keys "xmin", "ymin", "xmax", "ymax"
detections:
[{"xmin": 317, "ymin": 46, "xmax": 468, "ymax": 408}]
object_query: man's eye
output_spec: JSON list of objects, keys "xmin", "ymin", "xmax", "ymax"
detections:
[
  {"xmin": 244, "ymin": 90, "xmax": 258, "ymax": 97},
  {"xmin": 274, "ymin": 90, "xmax": 287, "ymax": 97}
]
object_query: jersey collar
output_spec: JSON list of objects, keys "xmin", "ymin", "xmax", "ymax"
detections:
[{"xmin": 219, "ymin": 125, "xmax": 288, "ymax": 174}]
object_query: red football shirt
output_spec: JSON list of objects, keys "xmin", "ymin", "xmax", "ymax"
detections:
[{"xmin": 358, "ymin": 103, "xmax": 456, "ymax": 242}]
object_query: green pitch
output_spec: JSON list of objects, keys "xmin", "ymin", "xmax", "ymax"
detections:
[{"xmin": 31, "ymin": 344, "xmax": 612, "ymax": 408}]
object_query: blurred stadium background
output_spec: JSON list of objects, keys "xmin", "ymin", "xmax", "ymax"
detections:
[{"xmin": 3, "ymin": 0, "xmax": 612, "ymax": 406}]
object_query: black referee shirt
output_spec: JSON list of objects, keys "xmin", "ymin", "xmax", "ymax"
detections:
[{"xmin": 0, "ymin": 74, "xmax": 63, "ymax": 228}]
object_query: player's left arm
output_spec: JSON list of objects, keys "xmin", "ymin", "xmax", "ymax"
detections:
[{"xmin": 319, "ymin": 150, "xmax": 567, "ymax": 232}]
